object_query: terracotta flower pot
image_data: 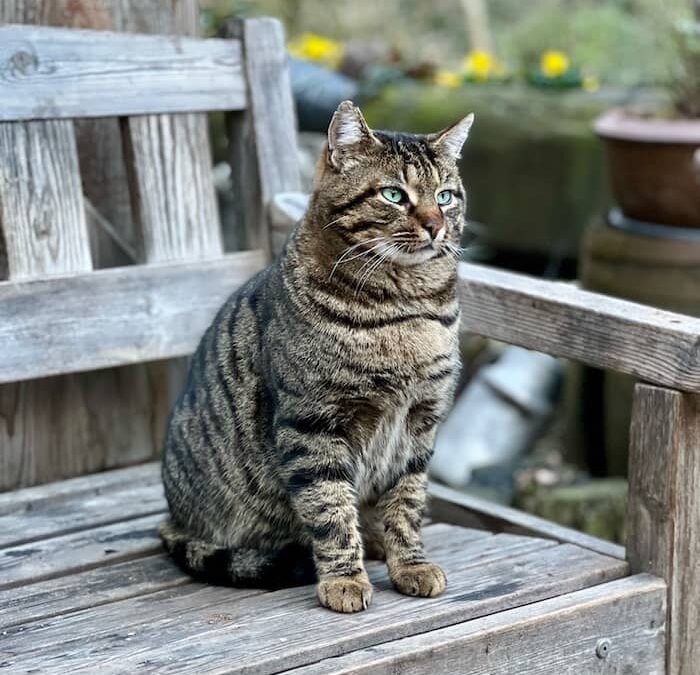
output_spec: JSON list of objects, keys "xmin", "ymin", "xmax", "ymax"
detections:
[{"xmin": 594, "ymin": 109, "xmax": 700, "ymax": 228}]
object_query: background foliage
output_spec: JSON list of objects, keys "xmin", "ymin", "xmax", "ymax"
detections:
[{"xmin": 201, "ymin": 0, "xmax": 692, "ymax": 88}]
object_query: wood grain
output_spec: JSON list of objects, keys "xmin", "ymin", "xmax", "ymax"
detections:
[
  {"xmin": 288, "ymin": 575, "xmax": 666, "ymax": 675},
  {"xmin": 627, "ymin": 383, "xmax": 700, "ymax": 674},
  {"xmin": 1, "ymin": 527, "xmax": 560, "ymax": 671},
  {"xmin": 0, "ymin": 0, "xmax": 202, "ymax": 492},
  {"xmin": 0, "ymin": 513, "xmax": 164, "ymax": 589},
  {"xmin": 123, "ymin": 112, "xmax": 223, "ymax": 262},
  {"xmin": 225, "ymin": 17, "xmax": 301, "ymax": 255},
  {"xmin": 0, "ymin": 479, "xmax": 165, "ymax": 548},
  {"xmin": 0, "ymin": 360, "xmax": 187, "ymax": 491},
  {"xmin": 0, "ymin": 554, "xmax": 191, "ymax": 629},
  {"xmin": 7, "ymin": 538, "xmax": 627, "ymax": 674},
  {"xmin": 0, "ymin": 251, "xmax": 266, "ymax": 383},
  {"xmin": 106, "ymin": 544, "xmax": 624, "ymax": 674},
  {"xmin": 0, "ymin": 24, "xmax": 246, "ymax": 121},
  {"xmin": 0, "ymin": 524, "xmax": 483, "ymax": 631},
  {"xmin": 70, "ymin": 0, "xmax": 201, "ymax": 268},
  {"xmin": 0, "ymin": 119, "xmax": 92, "ymax": 279},
  {"xmin": 458, "ymin": 261, "xmax": 700, "ymax": 392},
  {"xmin": 429, "ymin": 481, "xmax": 626, "ymax": 560},
  {"xmin": 0, "ymin": 462, "xmax": 160, "ymax": 516}
]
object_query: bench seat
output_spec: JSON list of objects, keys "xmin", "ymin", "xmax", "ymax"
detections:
[{"xmin": 0, "ymin": 464, "xmax": 665, "ymax": 674}]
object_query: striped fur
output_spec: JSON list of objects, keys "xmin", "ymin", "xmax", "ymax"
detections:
[{"xmin": 161, "ymin": 101, "xmax": 473, "ymax": 612}]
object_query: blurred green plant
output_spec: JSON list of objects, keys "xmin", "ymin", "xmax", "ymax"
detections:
[
  {"xmin": 671, "ymin": 18, "xmax": 700, "ymax": 117},
  {"xmin": 462, "ymin": 50, "xmax": 509, "ymax": 83},
  {"xmin": 200, "ymin": 0, "xmax": 692, "ymax": 95},
  {"xmin": 497, "ymin": 3, "xmax": 679, "ymax": 88},
  {"xmin": 524, "ymin": 50, "xmax": 598, "ymax": 91}
]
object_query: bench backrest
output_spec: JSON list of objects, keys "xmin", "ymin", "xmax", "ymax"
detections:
[{"xmin": 0, "ymin": 19, "xmax": 299, "ymax": 384}]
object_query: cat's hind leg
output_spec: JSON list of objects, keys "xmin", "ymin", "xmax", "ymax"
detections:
[{"xmin": 159, "ymin": 519, "xmax": 316, "ymax": 589}]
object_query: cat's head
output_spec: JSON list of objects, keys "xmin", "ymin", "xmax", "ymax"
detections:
[{"xmin": 311, "ymin": 100, "xmax": 473, "ymax": 267}]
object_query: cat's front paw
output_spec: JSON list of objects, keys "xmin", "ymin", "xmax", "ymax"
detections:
[
  {"xmin": 317, "ymin": 571, "xmax": 373, "ymax": 613},
  {"xmin": 390, "ymin": 562, "xmax": 446, "ymax": 598}
]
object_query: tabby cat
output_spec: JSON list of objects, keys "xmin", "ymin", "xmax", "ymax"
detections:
[{"xmin": 160, "ymin": 101, "xmax": 474, "ymax": 613}]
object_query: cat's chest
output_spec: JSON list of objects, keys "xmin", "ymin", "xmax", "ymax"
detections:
[
  {"xmin": 357, "ymin": 316, "xmax": 459, "ymax": 371},
  {"xmin": 356, "ymin": 404, "xmax": 413, "ymax": 501}
]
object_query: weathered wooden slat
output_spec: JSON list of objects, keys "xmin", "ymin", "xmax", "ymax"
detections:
[
  {"xmin": 429, "ymin": 481, "xmax": 625, "ymax": 560},
  {"xmin": 122, "ymin": 112, "xmax": 223, "ymax": 262},
  {"xmin": 0, "ymin": 1, "xmax": 205, "ymax": 492},
  {"xmin": 0, "ymin": 119, "xmax": 92, "ymax": 279},
  {"xmin": 287, "ymin": 575, "xmax": 666, "ymax": 675},
  {"xmin": 7, "ymin": 533, "xmax": 627, "ymax": 674},
  {"xmin": 458, "ymin": 261, "xmax": 700, "ymax": 392},
  {"xmin": 627, "ymin": 384, "xmax": 700, "ymax": 675},
  {"xmin": 0, "ymin": 480, "xmax": 165, "ymax": 549},
  {"xmin": 69, "ymin": 0, "xmax": 196, "ymax": 491},
  {"xmin": 225, "ymin": 17, "xmax": 301, "ymax": 255},
  {"xmin": 0, "ymin": 360, "xmax": 186, "ymax": 491},
  {"xmin": 0, "ymin": 251, "xmax": 266, "ymax": 383},
  {"xmin": 0, "ymin": 462, "xmax": 160, "ymax": 516},
  {"xmin": 0, "ymin": 554, "xmax": 191, "ymax": 629},
  {"xmin": 0, "ymin": 513, "xmax": 163, "ymax": 590},
  {"xmin": 96, "ymin": 544, "xmax": 625, "ymax": 674},
  {"xmin": 0, "ymin": 526, "xmax": 550, "ymax": 670},
  {"xmin": 0, "ymin": 524, "xmax": 483, "ymax": 631},
  {"xmin": 0, "ymin": 24, "xmax": 246, "ymax": 121}
]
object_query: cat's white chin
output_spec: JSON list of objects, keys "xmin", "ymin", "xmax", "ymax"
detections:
[{"xmin": 390, "ymin": 246, "xmax": 440, "ymax": 266}]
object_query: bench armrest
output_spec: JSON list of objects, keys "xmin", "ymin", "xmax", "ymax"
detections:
[
  {"xmin": 459, "ymin": 262, "xmax": 700, "ymax": 392},
  {"xmin": 269, "ymin": 192, "xmax": 700, "ymax": 393}
]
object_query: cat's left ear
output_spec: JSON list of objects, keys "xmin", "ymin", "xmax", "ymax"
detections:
[
  {"xmin": 327, "ymin": 100, "xmax": 377, "ymax": 169},
  {"xmin": 430, "ymin": 113, "xmax": 475, "ymax": 160}
]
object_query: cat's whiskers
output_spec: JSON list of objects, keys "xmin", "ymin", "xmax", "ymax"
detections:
[
  {"xmin": 323, "ymin": 216, "xmax": 346, "ymax": 230},
  {"xmin": 354, "ymin": 241, "xmax": 405, "ymax": 298},
  {"xmin": 352, "ymin": 244, "xmax": 390, "ymax": 297},
  {"xmin": 328, "ymin": 238, "xmax": 390, "ymax": 281},
  {"xmin": 443, "ymin": 241, "xmax": 473, "ymax": 259}
]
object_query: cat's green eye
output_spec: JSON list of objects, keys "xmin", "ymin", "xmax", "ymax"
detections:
[
  {"xmin": 381, "ymin": 187, "xmax": 406, "ymax": 204},
  {"xmin": 436, "ymin": 190, "xmax": 453, "ymax": 206}
]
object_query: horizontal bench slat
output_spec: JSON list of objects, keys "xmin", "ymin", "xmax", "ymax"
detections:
[
  {"xmin": 428, "ymin": 481, "xmax": 625, "ymax": 560},
  {"xmin": 458, "ymin": 261, "xmax": 700, "ymax": 392},
  {"xmin": 0, "ymin": 25, "xmax": 246, "ymax": 120},
  {"xmin": 0, "ymin": 251, "xmax": 266, "ymax": 383}
]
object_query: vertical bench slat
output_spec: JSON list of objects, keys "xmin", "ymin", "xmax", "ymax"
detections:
[
  {"xmin": 627, "ymin": 383, "xmax": 700, "ymax": 674},
  {"xmin": 122, "ymin": 113, "xmax": 223, "ymax": 263},
  {"xmin": 226, "ymin": 107, "xmax": 262, "ymax": 251},
  {"xmin": 225, "ymin": 17, "xmax": 301, "ymax": 255},
  {"xmin": 0, "ymin": 120, "xmax": 92, "ymax": 280}
]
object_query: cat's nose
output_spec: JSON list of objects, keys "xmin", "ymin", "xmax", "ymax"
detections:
[{"xmin": 419, "ymin": 212, "xmax": 444, "ymax": 240}]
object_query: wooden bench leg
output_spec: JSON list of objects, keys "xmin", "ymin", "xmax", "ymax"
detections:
[{"xmin": 627, "ymin": 383, "xmax": 700, "ymax": 674}]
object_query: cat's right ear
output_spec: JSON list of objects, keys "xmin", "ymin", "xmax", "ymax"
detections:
[
  {"xmin": 327, "ymin": 100, "xmax": 376, "ymax": 170},
  {"xmin": 430, "ymin": 113, "xmax": 474, "ymax": 160}
]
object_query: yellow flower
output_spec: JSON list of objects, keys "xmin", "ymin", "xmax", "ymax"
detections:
[
  {"xmin": 435, "ymin": 69, "xmax": 463, "ymax": 88},
  {"xmin": 582, "ymin": 74, "xmax": 600, "ymax": 92},
  {"xmin": 464, "ymin": 50, "xmax": 496, "ymax": 82},
  {"xmin": 288, "ymin": 33, "xmax": 344, "ymax": 69},
  {"xmin": 540, "ymin": 50, "xmax": 570, "ymax": 78}
]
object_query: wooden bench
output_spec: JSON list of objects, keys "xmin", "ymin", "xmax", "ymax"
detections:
[{"xmin": 0, "ymin": 18, "xmax": 697, "ymax": 675}]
